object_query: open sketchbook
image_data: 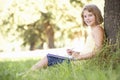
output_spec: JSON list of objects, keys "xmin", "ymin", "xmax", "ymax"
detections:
[
  {"xmin": 45, "ymin": 47, "xmax": 81, "ymax": 58},
  {"xmin": 45, "ymin": 48, "xmax": 72, "ymax": 59}
]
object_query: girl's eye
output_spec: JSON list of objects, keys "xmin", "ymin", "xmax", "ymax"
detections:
[{"xmin": 84, "ymin": 15, "xmax": 87, "ymax": 18}]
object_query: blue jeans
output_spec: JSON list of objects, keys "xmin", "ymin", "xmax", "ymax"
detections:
[{"xmin": 47, "ymin": 53, "xmax": 70, "ymax": 66}]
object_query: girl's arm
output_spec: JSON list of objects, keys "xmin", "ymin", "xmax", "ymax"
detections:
[{"xmin": 71, "ymin": 26, "xmax": 104, "ymax": 60}]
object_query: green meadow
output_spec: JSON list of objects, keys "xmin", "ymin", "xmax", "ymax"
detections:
[{"xmin": 0, "ymin": 43, "xmax": 120, "ymax": 80}]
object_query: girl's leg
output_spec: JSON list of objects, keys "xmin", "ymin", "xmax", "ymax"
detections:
[{"xmin": 31, "ymin": 56, "xmax": 48, "ymax": 71}]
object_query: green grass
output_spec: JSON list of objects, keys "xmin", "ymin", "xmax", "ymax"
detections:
[
  {"xmin": 0, "ymin": 42, "xmax": 120, "ymax": 80},
  {"xmin": 0, "ymin": 58, "xmax": 120, "ymax": 80}
]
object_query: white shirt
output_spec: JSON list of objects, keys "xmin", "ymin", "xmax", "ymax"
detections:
[{"xmin": 72, "ymin": 26, "xmax": 96, "ymax": 54}]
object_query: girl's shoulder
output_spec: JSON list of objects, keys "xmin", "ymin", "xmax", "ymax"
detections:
[
  {"xmin": 91, "ymin": 25, "xmax": 104, "ymax": 40},
  {"xmin": 95, "ymin": 25, "xmax": 104, "ymax": 34}
]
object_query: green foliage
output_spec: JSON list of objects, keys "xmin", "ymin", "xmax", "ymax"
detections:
[
  {"xmin": 0, "ymin": 0, "xmax": 104, "ymax": 51},
  {"xmin": 0, "ymin": 41, "xmax": 120, "ymax": 80},
  {"xmin": 0, "ymin": 56, "xmax": 120, "ymax": 80},
  {"xmin": 0, "ymin": 60, "xmax": 37, "ymax": 80},
  {"xmin": 0, "ymin": 0, "xmax": 88, "ymax": 51},
  {"xmin": 86, "ymin": 40, "xmax": 120, "ymax": 70},
  {"xmin": 70, "ymin": 0, "xmax": 91, "ymax": 7}
]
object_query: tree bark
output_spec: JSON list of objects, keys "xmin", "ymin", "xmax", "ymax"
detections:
[
  {"xmin": 104, "ymin": 0, "xmax": 120, "ymax": 44},
  {"xmin": 44, "ymin": 21, "xmax": 55, "ymax": 48}
]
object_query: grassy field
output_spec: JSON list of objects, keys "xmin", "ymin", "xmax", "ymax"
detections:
[
  {"xmin": 0, "ymin": 59, "xmax": 120, "ymax": 80},
  {"xmin": 0, "ymin": 43, "xmax": 120, "ymax": 80}
]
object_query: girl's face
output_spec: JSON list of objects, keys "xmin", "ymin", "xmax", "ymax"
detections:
[{"xmin": 83, "ymin": 10, "xmax": 96, "ymax": 27}]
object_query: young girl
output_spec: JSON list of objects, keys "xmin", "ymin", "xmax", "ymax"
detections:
[{"xmin": 31, "ymin": 4, "xmax": 104, "ymax": 70}]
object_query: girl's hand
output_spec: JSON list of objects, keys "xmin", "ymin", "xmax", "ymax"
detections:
[
  {"xmin": 71, "ymin": 51, "xmax": 80, "ymax": 59},
  {"xmin": 66, "ymin": 49, "xmax": 73, "ymax": 55}
]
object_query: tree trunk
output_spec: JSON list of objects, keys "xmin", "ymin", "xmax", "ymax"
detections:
[
  {"xmin": 104, "ymin": 0, "xmax": 120, "ymax": 44},
  {"xmin": 44, "ymin": 22, "xmax": 55, "ymax": 48},
  {"xmin": 30, "ymin": 42, "xmax": 35, "ymax": 50}
]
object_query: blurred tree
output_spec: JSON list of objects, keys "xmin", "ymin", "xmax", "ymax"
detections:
[
  {"xmin": 104, "ymin": 0, "xmax": 120, "ymax": 45},
  {"xmin": 42, "ymin": 12, "xmax": 55, "ymax": 48},
  {"xmin": 0, "ymin": 0, "xmax": 91, "ymax": 51},
  {"xmin": 70, "ymin": 0, "xmax": 91, "ymax": 7},
  {"xmin": 0, "ymin": 0, "xmax": 43, "ymax": 50}
]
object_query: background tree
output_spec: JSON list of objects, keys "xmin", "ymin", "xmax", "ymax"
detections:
[
  {"xmin": 0, "ymin": 0, "xmax": 86, "ymax": 50},
  {"xmin": 104, "ymin": 0, "xmax": 120, "ymax": 45},
  {"xmin": 1, "ymin": 0, "xmax": 103, "ymax": 51}
]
